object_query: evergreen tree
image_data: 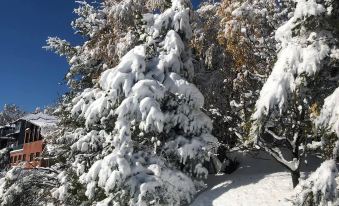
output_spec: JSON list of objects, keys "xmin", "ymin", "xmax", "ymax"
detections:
[
  {"xmin": 250, "ymin": 0, "xmax": 339, "ymax": 188},
  {"xmin": 48, "ymin": 0, "xmax": 217, "ymax": 205},
  {"xmin": 0, "ymin": 167, "xmax": 59, "ymax": 206}
]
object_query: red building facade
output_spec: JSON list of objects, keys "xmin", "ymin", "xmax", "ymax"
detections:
[{"xmin": 2, "ymin": 113, "xmax": 57, "ymax": 169}]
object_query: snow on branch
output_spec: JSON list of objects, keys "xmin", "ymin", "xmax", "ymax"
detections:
[
  {"xmin": 316, "ymin": 87, "xmax": 339, "ymax": 136},
  {"xmin": 248, "ymin": 0, "xmax": 332, "ymax": 153},
  {"xmin": 259, "ymin": 140, "xmax": 299, "ymax": 171}
]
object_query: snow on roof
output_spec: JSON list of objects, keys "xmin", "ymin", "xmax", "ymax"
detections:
[{"xmin": 21, "ymin": 112, "xmax": 58, "ymax": 128}]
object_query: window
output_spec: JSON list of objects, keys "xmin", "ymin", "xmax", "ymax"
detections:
[
  {"xmin": 25, "ymin": 128, "xmax": 31, "ymax": 143},
  {"xmin": 29, "ymin": 153, "xmax": 34, "ymax": 162},
  {"xmin": 37, "ymin": 128, "xmax": 42, "ymax": 140},
  {"xmin": 18, "ymin": 155, "xmax": 22, "ymax": 162},
  {"xmin": 32, "ymin": 126, "xmax": 36, "ymax": 142},
  {"xmin": 10, "ymin": 156, "xmax": 13, "ymax": 163},
  {"xmin": 14, "ymin": 156, "xmax": 17, "ymax": 163},
  {"xmin": 30, "ymin": 127, "xmax": 34, "ymax": 142},
  {"xmin": 35, "ymin": 152, "xmax": 40, "ymax": 159},
  {"xmin": 15, "ymin": 122, "xmax": 21, "ymax": 133},
  {"xmin": 35, "ymin": 127, "xmax": 40, "ymax": 140},
  {"xmin": 23, "ymin": 154, "xmax": 26, "ymax": 161}
]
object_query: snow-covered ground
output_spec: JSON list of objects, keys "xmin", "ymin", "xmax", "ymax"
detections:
[{"xmin": 192, "ymin": 152, "xmax": 322, "ymax": 206}]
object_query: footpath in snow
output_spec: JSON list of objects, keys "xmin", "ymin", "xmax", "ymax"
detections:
[{"xmin": 191, "ymin": 152, "xmax": 322, "ymax": 206}]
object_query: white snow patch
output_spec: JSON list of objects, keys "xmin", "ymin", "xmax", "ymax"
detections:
[{"xmin": 191, "ymin": 152, "xmax": 323, "ymax": 206}]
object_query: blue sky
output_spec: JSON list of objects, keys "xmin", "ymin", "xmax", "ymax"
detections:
[
  {"xmin": 0, "ymin": 0, "xmax": 201, "ymax": 112},
  {"xmin": 0, "ymin": 0, "xmax": 83, "ymax": 112}
]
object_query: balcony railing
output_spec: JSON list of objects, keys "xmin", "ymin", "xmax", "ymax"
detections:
[{"xmin": 10, "ymin": 144, "xmax": 23, "ymax": 151}]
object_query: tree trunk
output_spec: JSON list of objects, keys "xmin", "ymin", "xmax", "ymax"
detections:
[{"xmin": 291, "ymin": 169, "xmax": 300, "ymax": 188}]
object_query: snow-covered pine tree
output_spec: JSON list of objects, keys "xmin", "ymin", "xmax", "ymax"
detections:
[
  {"xmin": 0, "ymin": 167, "xmax": 60, "ymax": 206},
  {"xmin": 43, "ymin": 1, "xmax": 151, "ymax": 205},
  {"xmin": 250, "ymin": 0, "xmax": 339, "ymax": 188},
  {"xmin": 49, "ymin": 0, "xmax": 217, "ymax": 205}
]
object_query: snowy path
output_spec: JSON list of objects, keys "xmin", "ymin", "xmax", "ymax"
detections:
[
  {"xmin": 191, "ymin": 152, "xmax": 322, "ymax": 206},
  {"xmin": 192, "ymin": 172, "xmax": 292, "ymax": 206}
]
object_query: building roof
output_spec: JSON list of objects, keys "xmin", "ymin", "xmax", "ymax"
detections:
[{"xmin": 21, "ymin": 112, "xmax": 58, "ymax": 128}]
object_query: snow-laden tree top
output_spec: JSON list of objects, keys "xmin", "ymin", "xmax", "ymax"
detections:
[{"xmin": 252, "ymin": 0, "xmax": 332, "ymax": 123}]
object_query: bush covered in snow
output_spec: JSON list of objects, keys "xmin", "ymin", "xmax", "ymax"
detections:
[{"xmin": 292, "ymin": 160, "xmax": 338, "ymax": 206}]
